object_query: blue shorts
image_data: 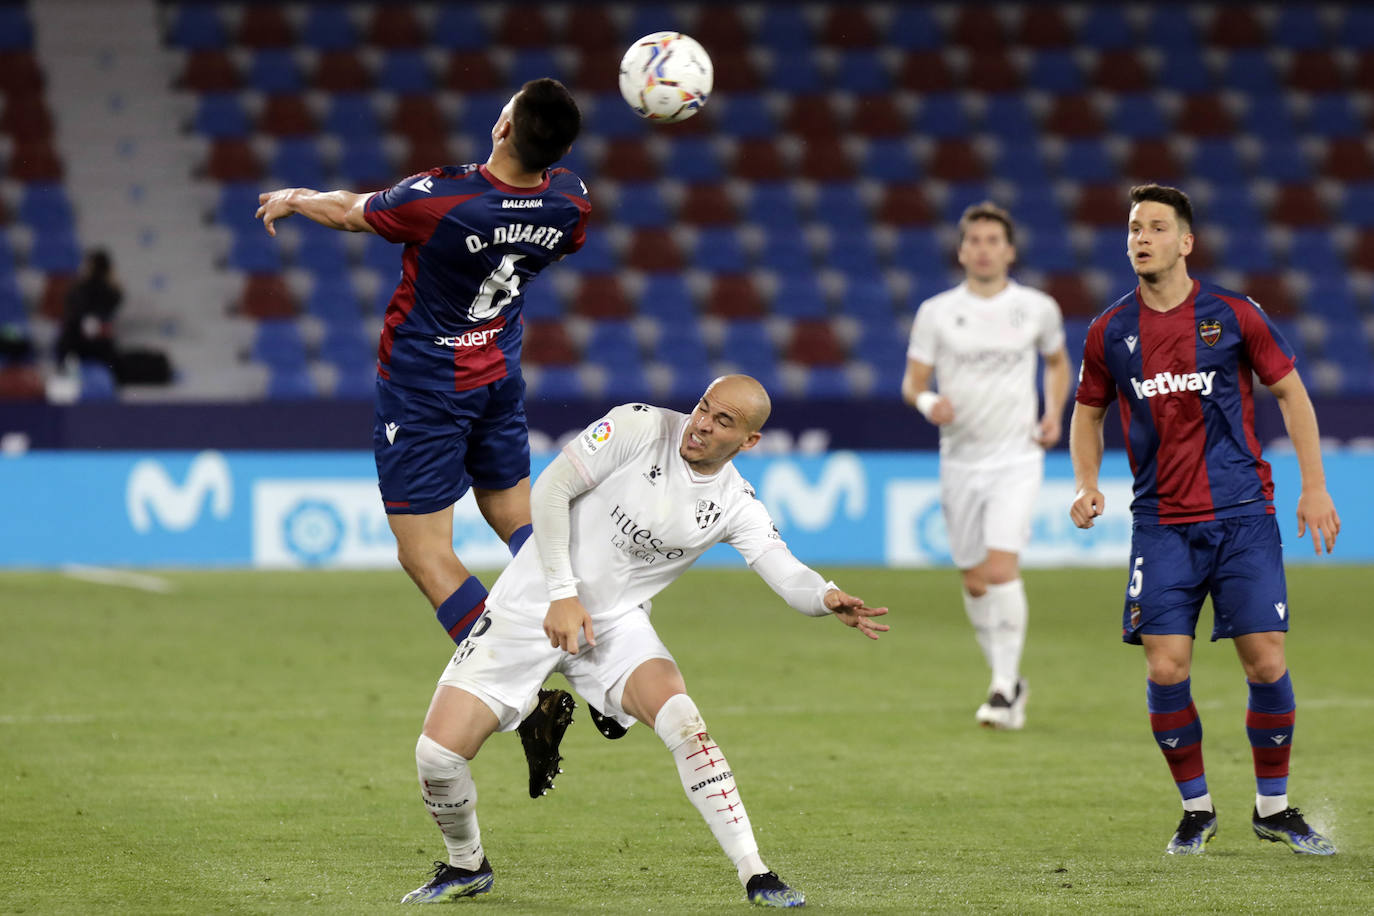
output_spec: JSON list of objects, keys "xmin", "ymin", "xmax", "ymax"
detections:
[
  {"xmin": 373, "ymin": 374, "xmax": 530, "ymax": 515},
  {"xmin": 1120, "ymin": 514, "xmax": 1289, "ymax": 644}
]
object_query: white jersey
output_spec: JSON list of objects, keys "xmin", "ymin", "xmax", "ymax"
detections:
[
  {"xmin": 487, "ymin": 403, "xmax": 787, "ymax": 630},
  {"xmin": 907, "ymin": 279, "xmax": 1065, "ymax": 467}
]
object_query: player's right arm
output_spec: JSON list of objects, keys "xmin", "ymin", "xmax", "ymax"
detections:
[
  {"xmin": 1069, "ymin": 401, "xmax": 1108, "ymax": 528},
  {"xmin": 256, "ymin": 188, "xmax": 375, "ymax": 236},
  {"xmin": 900, "ymin": 358, "xmax": 954, "ymax": 424}
]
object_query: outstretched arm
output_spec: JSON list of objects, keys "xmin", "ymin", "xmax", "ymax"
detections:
[
  {"xmin": 751, "ymin": 549, "xmax": 889, "ymax": 640},
  {"xmin": 531, "ymin": 452, "xmax": 598, "ymax": 653},
  {"xmin": 256, "ymin": 188, "xmax": 376, "ymax": 236},
  {"xmin": 1269, "ymin": 369, "xmax": 1339, "ymax": 554},
  {"xmin": 1038, "ymin": 347, "xmax": 1071, "ymax": 447},
  {"xmin": 1069, "ymin": 401, "xmax": 1108, "ymax": 528}
]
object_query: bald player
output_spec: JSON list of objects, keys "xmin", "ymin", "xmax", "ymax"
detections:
[{"xmin": 400, "ymin": 375, "xmax": 889, "ymax": 908}]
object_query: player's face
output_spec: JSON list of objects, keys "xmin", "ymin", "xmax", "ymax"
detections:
[
  {"xmin": 680, "ymin": 388, "xmax": 761, "ymax": 473},
  {"xmin": 957, "ymin": 219, "xmax": 1015, "ymax": 283},
  {"xmin": 1127, "ymin": 201, "xmax": 1193, "ymax": 281}
]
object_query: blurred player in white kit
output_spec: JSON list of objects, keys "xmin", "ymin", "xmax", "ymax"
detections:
[
  {"xmin": 401, "ymin": 374, "xmax": 888, "ymax": 907},
  {"xmin": 901, "ymin": 202, "xmax": 1070, "ymax": 730}
]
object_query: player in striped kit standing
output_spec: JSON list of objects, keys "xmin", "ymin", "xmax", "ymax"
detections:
[{"xmin": 1070, "ymin": 184, "xmax": 1340, "ymax": 855}]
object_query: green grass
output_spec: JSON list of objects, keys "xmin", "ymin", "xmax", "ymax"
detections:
[{"xmin": 2, "ymin": 566, "xmax": 1372, "ymax": 914}]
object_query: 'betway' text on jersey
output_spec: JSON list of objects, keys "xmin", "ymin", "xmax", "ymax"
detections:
[{"xmin": 1130, "ymin": 370, "xmax": 1216, "ymax": 399}]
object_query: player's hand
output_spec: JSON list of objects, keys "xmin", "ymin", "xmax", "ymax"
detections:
[
  {"xmin": 824, "ymin": 589, "xmax": 890, "ymax": 640},
  {"xmin": 543, "ymin": 596, "xmax": 596, "ymax": 655},
  {"xmin": 1070, "ymin": 487, "xmax": 1105, "ymax": 529},
  {"xmin": 1036, "ymin": 414, "xmax": 1062, "ymax": 449},
  {"xmin": 1296, "ymin": 488, "xmax": 1340, "ymax": 554},
  {"xmin": 255, "ymin": 189, "xmax": 297, "ymax": 237},
  {"xmin": 928, "ymin": 396, "xmax": 955, "ymax": 425}
]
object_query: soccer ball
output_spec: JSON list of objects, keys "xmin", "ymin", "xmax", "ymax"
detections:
[{"xmin": 618, "ymin": 32, "xmax": 713, "ymax": 124}]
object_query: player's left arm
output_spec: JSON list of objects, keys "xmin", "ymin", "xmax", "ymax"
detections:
[
  {"xmin": 750, "ymin": 549, "xmax": 890, "ymax": 640},
  {"xmin": 1037, "ymin": 347, "xmax": 1071, "ymax": 448},
  {"xmin": 1268, "ymin": 369, "xmax": 1340, "ymax": 554},
  {"xmin": 256, "ymin": 188, "xmax": 376, "ymax": 236}
]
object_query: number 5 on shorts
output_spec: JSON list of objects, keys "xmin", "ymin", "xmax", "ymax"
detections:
[{"xmin": 1127, "ymin": 556, "xmax": 1144, "ymax": 598}]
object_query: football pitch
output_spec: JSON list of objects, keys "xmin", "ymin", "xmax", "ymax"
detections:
[{"xmin": 2, "ymin": 565, "xmax": 1371, "ymax": 914}]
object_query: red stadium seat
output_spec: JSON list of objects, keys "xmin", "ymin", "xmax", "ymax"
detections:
[
  {"xmin": 599, "ymin": 138, "xmax": 659, "ymax": 182},
  {"xmin": 950, "ymin": 7, "xmax": 1007, "ymax": 50},
  {"xmin": 495, "ymin": 6, "xmax": 552, "ymax": 48},
  {"xmin": 0, "ymin": 94, "xmax": 53, "ymax": 142},
  {"xmin": 1242, "ymin": 272, "xmax": 1297, "ymax": 317},
  {"xmin": 1206, "ymin": 8, "xmax": 1265, "ymax": 47},
  {"xmin": 312, "ymin": 50, "xmax": 372, "ymax": 92},
  {"xmin": 239, "ymin": 274, "xmax": 297, "ymax": 319},
  {"xmin": 729, "ymin": 138, "xmax": 788, "ymax": 180},
  {"xmin": 568, "ymin": 52, "xmax": 620, "ymax": 94},
  {"xmin": 1351, "ymin": 230, "xmax": 1374, "ymax": 271},
  {"xmin": 1043, "ymin": 273, "xmax": 1097, "ymax": 317},
  {"xmin": 257, "ymin": 94, "xmax": 317, "ymax": 137},
  {"xmin": 366, "ymin": 6, "xmax": 424, "ymax": 49},
  {"xmin": 689, "ymin": 8, "xmax": 751, "ymax": 54},
  {"xmin": 1043, "ymin": 94, "xmax": 1105, "ymax": 137},
  {"xmin": 821, "ymin": 7, "xmax": 879, "ymax": 47},
  {"xmin": 522, "ymin": 320, "xmax": 578, "ymax": 365},
  {"xmin": 563, "ymin": 7, "xmax": 620, "ymax": 55},
  {"xmin": 0, "ymin": 365, "xmax": 45, "ymax": 402},
  {"xmin": 782, "ymin": 93, "xmax": 841, "ymax": 139},
  {"xmin": 926, "ymin": 139, "xmax": 985, "ymax": 182},
  {"xmin": 785, "ymin": 320, "xmax": 846, "ymax": 365},
  {"xmin": 963, "ymin": 50, "xmax": 1022, "ymax": 92},
  {"xmin": 1074, "ymin": 184, "xmax": 1126, "ymax": 226},
  {"xmin": 796, "ymin": 136, "xmax": 856, "ymax": 180},
  {"xmin": 704, "ymin": 274, "xmax": 766, "ymax": 319},
  {"xmin": 896, "ymin": 51, "xmax": 956, "ymax": 92},
  {"xmin": 0, "ymin": 51, "xmax": 44, "ymax": 93},
  {"xmin": 875, "ymin": 184, "xmax": 936, "ymax": 225},
  {"xmin": 624, "ymin": 228, "xmax": 684, "ymax": 272},
  {"xmin": 1174, "ymin": 94, "xmax": 1237, "ymax": 137},
  {"xmin": 5, "ymin": 138, "xmax": 63, "ymax": 181},
  {"xmin": 711, "ymin": 51, "xmax": 761, "ymax": 93},
  {"xmin": 39, "ymin": 273, "xmax": 73, "ymax": 319},
  {"xmin": 1353, "ymin": 53, "xmax": 1374, "ymax": 97},
  {"xmin": 1089, "ymin": 51, "xmax": 1153, "ymax": 93},
  {"xmin": 389, "ymin": 95, "xmax": 447, "ymax": 144},
  {"xmin": 1286, "ymin": 51, "xmax": 1347, "ymax": 92},
  {"xmin": 1016, "ymin": 7, "xmax": 1073, "ymax": 47},
  {"xmin": 203, "ymin": 138, "xmax": 262, "ymax": 182},
  {"xmin": 572, "ymin": 274, "xmax": 633, "ymax": 319},
  {"xmin": 1321, "ymin": 138, "xmax": 1374, "ymax": 181},
  {"xmin": 850, "ymin": 95, "xmax": 908, "ymax": 138},
  {"xmin": 400, "ymin": 138, "xmax": 454, "ymax": 177},
  {"xmin": 1122, "ymin": 139, "xmax": 1184, "ymax": 183},
  {"xmin": 236, "ymin": 6, "xmax": 294, "ymax": 48},
  {"xmin": 178, "ymin": 50, "xmax": 241, "ymax": 92},
  {"xmin": 678, "ymin": 185, "xmax": 737, "ymax": 225},
  {"xmin": 1268, "ymin": 185, "xmax": 1329, "ymax": 227},
  {"xmin": 442, "ymin": 51, "xmax": 502, "ymax": 92}
]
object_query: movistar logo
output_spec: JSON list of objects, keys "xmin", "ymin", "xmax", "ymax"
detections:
[{"xmin": 1130, "ymin": 370, "xmax": 1216, "ymax": 400}]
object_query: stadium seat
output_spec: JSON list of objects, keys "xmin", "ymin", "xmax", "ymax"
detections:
[
  {"xmin": 636, "ymin": 273, "xmax": 696, "ymax": 322},
  {"xmin": 323, "ymin": 93, "xmax": 382, "ymax": 140},
  {"xmin": 236, "ymin": 6, "xmax": 294, "ymax": 47},
  {"xmin": 441, "ymin": 50, "xmax": 502, "ymax": 91},
  {"xmin": 523, "ymin": 320, "xmax": 578, "ymax": 365},
  {"xmin": 964, "ymin": 50, "xmax": 1023, "ymax": 93},
  {"xmin": 786, "ymin": 319, "xmax": 846, "ymax": 365},
  {"xmin": 1271, "ymin": 7, "xmax": 1328, "ymax": 50},
  {"xmin": 1056, "ymin": 138, "xmax": 1118, "ymax": 182},
  {"xmin": 1077, "ymin": 7, "xmax": 1135, "ymax": 49},
  {"xmin": 266, "ymin": 366, "xmax": 316, "ymax": 399},
  {"xmin": 1220, "ymin": 49, "xmax": 1279, "ymax": 94},
  {"xmin": 367, "ymin": 9, "xmax": 424, "ymax": 50},
  {"xmin": 247, "ymin": 49, "xmax": 303, "ymax": 93},
  {"xmin": 926, "ymin": 139, "xmax": 986, "ymax": 182},
  {"xmin": 193, "ymin": 93, "xmax": 251, "ymax": 138},
  {"xmin": 895, "ymin": 50, "xmax": 956, "ymax": 92},
  {"xmin": 304, "ymin": 274, "xmax": 363, "ymax": 324},
  {"xmin": 239, "ymin": 274, "xmax": 297, "ymax": 319},
  {"xmin": 572, "ymin": 273, "xmax": 633, "ymax": 319},
  {"xmin": 1122, "ymin": 138, "xmax": 1184, "ymax": 184},
  {"xmin": 692, "ymin": 227, "xmax": 750, "ymax": 273},
  {"xmin": 1155, "ymin": 49, "xmax": 1212, "ymax": 93},
  {"xmin": 832, "ymin": 51, "xmax": 890, "ymax": 92},
  {"xmin": 717, "ymin": 319, "xmax": 777, "ymax": 367},
  {"xmin": 1026, "ymin": 50, "xmax": 1085, "ymax": 93},
  {"xmin": 1090, "ymin": 52, "xmax": 1153, "ymax": 93},
  {"xmin": 1108, "ymin": 93, "xmax": 1169, "ymax": 139},
  {"xmin": 1017, "ymin": 7, "xmax": 1073, "ymax": 47},
  {"xmin": 178, "ymin": 50, "xmax": 241, "ymax": 92},
  {"xmin": 769, "ymin": 273, "xmax": 829, "ymax": 319},
  {"xmin": 950, "ymin": 7, "xmax": 1007, "ymax": 50},
  {"xmin": 665, "ymin": 138, "xmax": 725, "ymax": 183},
  {"xmin": 168, "ymin": 5, "xmax": 226, "ymax": 50},
  {"xmin": 801, "ymin": 365, "xmax": 855, "ymax": 398},
  {"xmin": 252, "ymin": 319, "xmax": 308, "ymax": 370},
  {"xmin": 913, "ymin": 92, "xmax": 973, "ymax": 139},
  {"xmin": 1207, "ymin": 8, "xmax": 1265, "ymax": 47},
  {"xmin": 78, "ymin": 362, "xmax": 118, "ymax": 401},
  {"xmin": 312, "ymin": 50, "xmax": 372, "ymax": 92},
  {"xmin": 300, "ymin": 4, "xmax": 358, "ymax": 50},
  {"xmin": 258, "ymin": 94, "xmax": 317, "ymax": 137},
  {"xmin": 704, "ymin": 273, "xmax": 767, "ymax": 319}
]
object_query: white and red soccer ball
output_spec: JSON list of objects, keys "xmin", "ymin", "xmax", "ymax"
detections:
[{"xmin": 618, "ymin": 31, "xmax": 713, "ymax": 124}]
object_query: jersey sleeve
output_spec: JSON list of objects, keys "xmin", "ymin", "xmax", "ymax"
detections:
[
  {"xmin": 1036, "ymin": 292, "xmax": 1067, "ymax": 356},
  {"xmin": 363, "ymin": 168, "xmax": 462, "ymax": 244},
  {"xmin": 724, "ymin": 491, "xmax": 788, "ymax": 566},
  {"xmin": 1235, "ymin": 296, "xmax": 1297, "ymax": 385},
  {"xmin": 907, "ymin": 299, "xmax": 937, "ymax": 364},
  {"xmin": 550, "ymin": 168, "xmax": 591, "ymax": 256},
  {"xmin": 1074, "ymin": 313, "xmax": 1116, "ymax": 407},
  {"xmin": 559, "ymin": 403, "xmax": 663, "ymax": 487}
]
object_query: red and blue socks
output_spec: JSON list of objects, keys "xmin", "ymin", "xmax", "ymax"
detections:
[
  {"xmin": 432, "ymin": 525, "xmax": 531, "ymax": 645},
  {"xmin": 1247, "ymin": 670, "xmax": 1295, "ymax": 816},
  {"xmin": 1147, "ymin": 678, "xmax": 1211, "ymax": 810}
]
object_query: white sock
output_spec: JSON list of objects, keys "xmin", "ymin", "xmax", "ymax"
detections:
[
  {"xmin": 1256, "ymin": 793, "xmax": 1288, "ymax": 818},
  {"xmin": 1182, "ymin": 792, "xmax": 1214, "ymax": 813},
  {"xmin": 962, "ymin": 587, "xmax": 996, "ymax": 671},
  {"xmin": 654, "ymin": 694, "xmax": 767, "ymax": 886},
  {"xmin": 984, "ymin": 579, "xmax": 1028, "ymax": 697},
  {"xmin": 415, "ymin": 734, "xmax": 484, "ymax": 869}
]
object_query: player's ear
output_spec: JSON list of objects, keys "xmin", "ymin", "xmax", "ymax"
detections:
[
  {"xmin": 738, "ymin": 431, "xmax": 762, "ymax": 453},
  {"xmin": 1180, "ymin": 231, "xmax": 1194, "ymax": 257}
]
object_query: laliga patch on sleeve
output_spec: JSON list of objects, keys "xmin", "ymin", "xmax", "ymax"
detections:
[{"xmin": 580, "ymin": 417, "xmax": 615, "ymax": 455}]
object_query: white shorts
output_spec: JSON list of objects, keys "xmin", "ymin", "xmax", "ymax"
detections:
[
  {"xmin": 940, "ymin": 455, "xmax": 1043, "ymax": 569},
  {"xmin": 436, "ymin": 605, "xmax": 675, "ymax": 733}
]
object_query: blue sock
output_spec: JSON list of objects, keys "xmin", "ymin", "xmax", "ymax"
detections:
[
  {"xmin": 507, "ymin": 523, "xmax": 532, "ymax": 557},
  {"xmin": 436, "ymin": 576, "xmax": 488, "ymax": 644},
  {"xmin": 1147, "ymin": 678, "xmax": 1208, "ymax": 801}
]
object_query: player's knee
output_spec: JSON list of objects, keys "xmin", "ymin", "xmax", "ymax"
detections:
[
  {"xmin": 653, "ymin": 693, "xmax": 705, "ymax": 751},
  {"xmin": 416, "ymin": 733, "xmax": 468, "ymax": 779},
  {"xmin": 961, "ymin": 570, "xmax": 987, "ymax": 596}
]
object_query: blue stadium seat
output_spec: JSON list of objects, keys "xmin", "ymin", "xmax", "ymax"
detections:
[
  {"xmin": 18, "ymin": 183, "xmax": 76, "ymax": 233},
  {"xmin": 742, "ymin": 182, "xmax": 805, "ymax": 232},
  {"xmin": 863, "ymin": 138, "xmax": 920, "ymax": 182},
  {"xmin": 1012, "ymin": 187, "xmax": 1069, "ymax": 236},
  {"xmin": 842, "ymin": 278, "xmax": 895, "ymax": 322},
  {"xmin": 981, "ymin": 93, "xmax": 1038, "ymax": 144},
  {"xmin": 888, "ymin": 6, "xmax": 943, "ymax": 50},
  {"xmin": 1019, "ymin": 232, "xmax": 1078, "ymax": 273},
  {"xmin": 1077, "ymin": 7, "xmax": 1135, "ymax": 49},
  {"xmin": 624, "ymin": 8, "xmax": 686, "ymax": 43},
  {"xmin": 432, "ymin": 7, "xmax": 491, "ymax": 50},
  {"xmin": 754, "ymin": 6, "xmax": 813, "ymax": 53},
  {"xmin": 1286, "ymin": 229, "xmax": 1345, "ymax": 276},
  {"xmin": 1108, "ymin": 93, "xmax": 1169, "ymax": 139},
  {"xmin": 78, "ymin": 362, "xmax": 118, "ymax": 401},
  {"xmin": 555, "ymin": 146, "xmax": 593, "ymax": 181},
  {"xmin": 1302, "ymin": 277, "xmax": 1362, "ymax": 323},
  {"xmin": 1143, "ymin": 9, "xmax": 1201, "ymax": 51},
  {"xmin": 361, "ymin": 233, "xmax": 402, "ymax": 275},
  {"xmin": 637, "ymin": 274, "xmax": 696, "ymax": 321},
  {"xmin": 802, "ymin": 366, "xmax": 855, "ymax": 398},
  {"xmin": 1340, "ymin": 183, "xmax": 1374, "ymax": 228},
  {"xmin": 334, "ymin": 363, "xmax": 377, "ymax": 399},
  {"xmin": 1271, "ymin": 7, "xmax": 1326, "ymax": 50},
  {"xmin": 531, "ymin": 365, "xmax": 590, "ymax": 400},
  {"xmin": 1217, "ymin": 227, "xmax": 1278, "ymax": 273},
  {"xmin": 813, "ymin": 183, "xmax": 870, "ymax": 234},
  {"xmin": 193, "ymin": 93, "xmax": 251, "ymax": 138},
  {"xmin": 1056, "ymin": 138, "xmax": 1118, "ymax": 182},
  {"xmin": 27, "ymin": 229, "xmax": 82, "ymax": 273},
  {"xmin": 1187, "ymin": 139, "xmax": 1249, "ymax": 186},
  {"xmin": 1220, "ymin": 49, "xmax": 1279, "ymax": 94},
  {"xmin": 377, "ymin": 50, "xmax": 434, "ymax": 93},
  {"xmin": 769, "ymin": 273, "xmax": 829, "ymax": 319},
  {"xmin": 1303, "ymin": 93, "xmax": 1364, "ymax": 138},
  {"xmin": 653, "ymin": 328, "xmax": 711, "ymax": 379},
  {"xmin": 519, "ymin": 279, "xmax": 563, "ymax": 320},
  {"xmin": 335, "ymin": 137, "xmax": 393, "ymax": 185},
  {"xmin": 227, "ymin": 233, "xmax": 284, "ymax": 272},
  {"xmin": 300, "ymin": 4, "xmax": 358, "ymax": 50},
  {"xmin": 892, "ymin": 227, "xmax": 949, "ymax": 277},
  {"xmin": 1154, "ymin": 48, "xmax": 1211, "ymax": 92},
  {"xmin": 323, "ymin": 93, "xmax": 382, "ymax": 140},
  {"xmin": 319, "ymin": 320, "xmax": 374, "ymax": 370},
  {"xmin": 248, "ymin": 49, "xmax": 304, "ymax": 93},
  {"xmin": 612, "ymin": 182, "xmax": 671, "ymax": 228},
  {"xmin": 765, "ymin": 50, "xmax": 823, "ymax": 93},
  {"xmin": 507, "ymin": 48, "xmax": 564, "ymax": 87},
  {"xmin": 825, "ymin": 233, "xmax": 882, "ymax": 278},
  {"xmin": 714, "ymin": 94, "xmax": 777, "ymax": 139},
  {"xmin": 1085, "ymin": 229, "xmax": 1131, "ymax": 275},
  {"xmin": 584, "ymin": 320, "xmax": 641, "ymax": 360},
  {"xmin": 270, "ymin": 137, "xmax": 326, "ymax": 187},
  {"xmin": 1026, "ymin": 50, "xmax": 1085, "ymax": 93},
  {"xmin": 1203, "ymin": 186, "xmax": 1267, "ymax": 232},
  {"xmin": 718, "ymin": 319, "xmax": 777, "ymax": 365},
  {"xmin": 304, "ymin": 274, "xmax": 363, "ymax": 324},
  {"xmin": 991, "ymin": 142, "xmax": 1050, "ymax": 184},
  {"xmin": 856, "ymin": 319, "xmax": 910, "ymax": 367},
  {"xmin": 1256, "ymin": 140, "xmax": 1312, "ymax": 183},
  {"xmin": 559, "ymin": 230, "xmax": 617, "ymax": 273},
  {"xmin": 585, "ymin": 92, "xmax": 648, "ymax": 139},
  {"xmin": 456, "ymin": 91, "xmax": 509, "ymax": 139},
  {"xmin": 941, "ymin": 182, "xmax": 996, "ymax": 224},
  {"xmin": 167, "ymin": 5, "xmax": 226, "ymax": 50},
  {"xmin": 0, "ymin": 274, "xmax": 25, "ymax": 325},
  {"xmin": 213, "ymin": 182, "xmax": 265, "ymax": 232},
  {"xmin": 755, "ymin": 225, "xmax": 815, "ymax": 274},
  {"xmin": 294, "ymin": 226, "xmax": 351, "ymax": 276},
  {"xmin": 693, "ymin": 227, "xmax": 750, "ymax": 273},
  {"xmin": 832, "ymin": 51, "xmax": 890, "ymax": 93},
  {"xmin": 1240, "ymin": 92, "xmax": 1298, "ymax": 142},
  {"xmin": 601, "ymin": 361, "xmax": 654, "ymax": 401},
  {"xmin": 665, "ymin": 138, "xmax": 724, "ymax": 183},
  {"xmin": 253, "ymin": 319, "xmax": 308, "ymax": 369},
  {"xmin": 913, "ymin": 92, "xmax": 972, "ymax": 139},
  {"xmin": 1339, "ymin": 8, "xmax": 1374, "ymax": 49},
  {"xmin": 267, "ymin": 366, "xmax": 316, "ymax": 399}
]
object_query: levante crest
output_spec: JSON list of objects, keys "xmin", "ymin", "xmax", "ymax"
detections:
[{"xmin": 1198, "ymin": 319, "xmax": 1222, "ymax": 346}]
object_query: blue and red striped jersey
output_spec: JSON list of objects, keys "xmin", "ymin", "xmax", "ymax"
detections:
[
  {"xmin": 1075, "ymin": 278, "xmax": 1296, "ymax": 524},
  {"xmin": 363, "ymin": 163, "xmax": 590, "ymax": 391}
]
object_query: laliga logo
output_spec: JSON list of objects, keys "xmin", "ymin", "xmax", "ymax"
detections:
[
  {"xmin": 126, "ymin": 450, "xmax": 233, "ymax": 533},
  {"xmin": 759, "ymin": 452, "xmax": 866, "ymax": 531}
]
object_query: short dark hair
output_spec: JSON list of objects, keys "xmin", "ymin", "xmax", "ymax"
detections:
[
  {"xmin": 510, "ymin": 78, "xmax": 581, "ymax": 173},
  {"xmin": 1129, "ymin": 184, "xmax": 1193, "ymax": 230},
  {"xmin": 957, "ymin": 201, "xmax": 1015, "ymax": 247}
]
